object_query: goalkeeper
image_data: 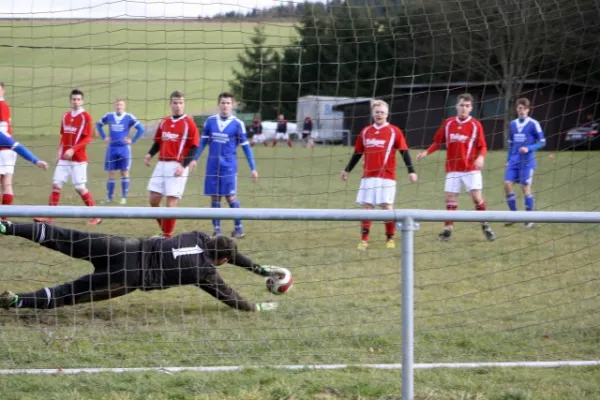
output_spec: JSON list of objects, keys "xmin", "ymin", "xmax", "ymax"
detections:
[{"xmin": 0, "ymin": 221, "xmax": 282, "ymax": 312}]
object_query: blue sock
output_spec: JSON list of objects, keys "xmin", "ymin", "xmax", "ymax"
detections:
[
  {"xmin": 107, "ymin": 179, "xmax": 115, "ymax": 200},
  {"xmin": 121, "ymin": 178, "xmax": 130, "ymax": 199},
  {"xmin": 525, "ymin": 195, "xmax": 534, "ymax": 211},
  {"xmin": 228, "ymin": 198, "xmax": 243, "ymax": 232},
  {"xmin": 506, "ymin": 193, "xmax": 517, "ymax": 211},
  {"xmin": 211, "ymin": 201, "xmax": 221, "ymax": 232}
]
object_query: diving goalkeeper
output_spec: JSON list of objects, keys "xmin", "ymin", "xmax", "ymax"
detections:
[{"xmin": 0, "ymin": 221, "xmax": 282, "ymax": 312}]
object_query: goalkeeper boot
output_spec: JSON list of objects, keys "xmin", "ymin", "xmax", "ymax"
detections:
[
  {"xmin": 482, "ymin": 223, "xmax": 496, "ymax": 241},
  {"xmin": 357, "ymin": 240, "xmax": 368, "ymax": 251},
  {"xmin": 0, "ymin": 291, "xmax": 18, "ymax": 309},
  {"xmin": 0, "ymin": 220, "xmax": 7, "ymax": 234},
  {"xmin": 438, "ymin": 228, "xmax": 452, "ymax": 241},
  {"xmin": 232, "ymin": 231, "xmax": 245, "ymax": 239},
  {"xmin": 386, "ymin": 238, "xmax": 396, "ymax": 249}
]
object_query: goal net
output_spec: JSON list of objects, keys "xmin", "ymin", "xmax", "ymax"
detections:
[{"xmin": 0, "ymin": 0, "xmax": 598, "ymax": 383}]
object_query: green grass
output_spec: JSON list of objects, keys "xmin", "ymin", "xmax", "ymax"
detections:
[
  {"xmin": 0, "ymin": 20, "xmax": 297, "ymax": 135},
  {"xmin": 0, "ymin": 140, "xmax": 599, "ymax": 398}
]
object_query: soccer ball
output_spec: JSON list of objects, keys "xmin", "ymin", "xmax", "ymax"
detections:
[{"xmin": 265, "ymin": 268, "xmax": 294, "ymax": 295}]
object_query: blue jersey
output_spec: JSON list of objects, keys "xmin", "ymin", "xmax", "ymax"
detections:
[
  {"xmin": 507, "ymin": 117, "xmax": 546, "ymax": 168},
  {"xmin": 195, "ymin": 114, "xmax": 256, "ymax": 174},
  {"xmin": 96, "ymin": 112, "xmax": 144, "ymax": 146}
]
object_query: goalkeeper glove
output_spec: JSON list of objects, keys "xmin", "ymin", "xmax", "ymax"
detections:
[
  {"xmin": 256, "ymin": 301, "xmax": 278, "ymax": 312},
  {"xmin": 256, "ymin": 265, "xmax": 287, "ymax": 277}
]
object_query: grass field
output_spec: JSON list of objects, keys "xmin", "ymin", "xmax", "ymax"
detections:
[
  {"xmin": 0, "ymin": 139, "xmax": 599, "ymax": 399},
  {"xmin": 0, "ymin": 20, "xmax": 297, "ymax": 135}
]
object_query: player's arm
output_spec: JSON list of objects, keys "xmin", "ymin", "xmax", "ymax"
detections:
[
  {"xmin": 475, "ymin": 120, "xmax": 487, "ymax": 158},
  {"xmin": 130, "ymin": 116, "xmax": 146, "ymax": 143},
  {"xmin": 417, "ymin": 124, "xmax": 445, "ymax": 160},
  {"xmin": 395, "ymin": 127, "xmax": 416, "ymax": 174},
  {"xmin": 193, "ymin": 120, "xmax": 211, "ymax": 161},
  {"xmin": 527, "ymin": 120, "xmax": 546, "ymax": 152},
  {"xmin": 238, "ymin": 122, "xmax": 257, "ymax": 171},
  {"xmin": 506, "ymin": 122, "xmax": 514, "ymax": 163},
  {"xmin": 145, "ymin": 121, "xmax": 163, "ymax": 165},
  {"xmin": 342, "ymin": 129, "xmax": 365, "ymax": 177},
  {"xmin": 70, "ymin": 114, "xmax": 93, "ymax": 152},
  {"xmin": 0, "ymin": 132, "xmax": 43, "ymax": 165},
  {"xmin": 95, "ymin": 113, "xmax": 109, "ymax": 140},
  {"xmin": 181, "ymin": 121, "xmax": 199, "ymax": 168},
  {"xmin": 228, "ymin": 251, "xmax": 285, "ymax": 277}
]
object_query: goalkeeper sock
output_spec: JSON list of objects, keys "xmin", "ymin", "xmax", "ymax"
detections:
[
  {"xmin": 445, "ymin": 201, "xmax": 457, "ymax": 228},
  {"xmin": 228, "ymin": 198, "xmax": 242, "ymax": 232},
  {"xmin": 525, "ymin": 195, "xmax": 534, "ymax": 211},
  {"xmin": 107, "ymin": 179, "xmax": 115, "ymax": 200},
  {"xmin": 385, "ymin": 221, "xmax": 395, "ymax": 239},
  {"xmin": 211, "ymin": 200, "xmax": 221, "ymax": 232},
  {"xmin": 506, "ymin": 193, "xmax": 517, "ymax": 211},
  {"xmin": 360, "ymin": 221, "xmax": 371, "ymax": 241},
  {"xmin": 49, "ymin": 186, "xmax": 61, "ymax": 206},
  {"xmin": 121, "ymin": 178, "xmax": 130, "ymax": 199}
]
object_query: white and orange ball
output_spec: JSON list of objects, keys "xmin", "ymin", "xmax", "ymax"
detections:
[{"xmin": 265, "ymin": 268, "xmax": 294, "ymax": 295}]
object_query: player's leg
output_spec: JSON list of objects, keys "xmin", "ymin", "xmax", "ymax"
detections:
[
  {"xmin": 439, "ymin": 173, "xmax": 461, "ymax": 241},
  {"xmin": 120, "ymin": 170, "xmax": 130, "ymax": 204},
  {"xmin": 285, "ymin": 133, "xmax": 293, "ymax": 148},
  {"xmin": 0, "ymin": 150, "xmax": 17, "ymax": 220},
  {"xmin": 356, "ymin": 178, "xmax": 375, "ymax": 250},
  {"xmin": 376, "ymin": 178, "xmax": 397, "ymax": 248},
  {"xmin": 118, "ymin": 146, "xmax": 131, "ymax": 204},
  {"xmin": 521, "ymin": 167, "xmax": 535, "ymax": 229},
  {"xmin": 161, "ymin": 162, "xmax": 188, "ymax": 238},
  {"xmin": 504, "ymin": 166, "xmax": 518, "ymax": 226},
  {"xmin": 467, "ymin": 171, "xmax": 495, "ymax": 241},
  {"xmin": 272, "ymin": 133, "xmax": 279, "ymax": 147},
  {"xmin": 72, "ymin": 162, "xmax": 101, "ymax": 225},
  {"xmin": 224, "ymin": 175, "xmax": 243, "ymax": 239},
  {"xmin": 34, "ymin": 161, "xmax": 70, "ymax": 223},
  {"xmin": 205, "ymin": 172, "xmax": 222, "ymax": 235},
  {"xmin": 147, "ymin": 161, "xmax": 167, "ymax": 234},
  {"xmin": 104, "ymin": 146, "xmax": 117, "ymax": 203},
  {"xmin": 196, "ymin": 271, "xmax": 258, "ymax": 312}
]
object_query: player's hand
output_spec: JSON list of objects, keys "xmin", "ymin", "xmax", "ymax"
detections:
[
  {"xmin": 123, "ymin": 137, "xmax": 132, "ymax": 144},
  {"xmin": 103, "ymin": 137, "xmax": 110, "ymax": 143},
  {"xmin": 144, "ymin": 154, "xmax": 152, "ymax": 167},
  {"xmin": 416, "ymin": 151, "xmax": 427, "ymax": 161},
  {"xmin": 408, "ymin": 173, "xmax": 418, "ymax": 183},
  {"xmin": 36, "ymin": 160, "xmax": 49, "ymax": 170},
  {"xmin": 256, "ymin": 301, "xmax": 279, "ymax": 312},
  {"xmin": 474, "ymin": 156, "xmax": 485, "ymax": 170},
  {"xmin": 63, "ymin": 149, "xmax": 74, "ymax": 160},
  {"xmin": 340, "ymin": 171, "xmax": 349, "ymax": 181},
  {"xmin": 519, "ymin": 147, "xmax": 529, "ymax": 154},
  {"xmin": 250, "ymin": 170, "xmax": 259, "ymax": 183},
  {"xmin": 258, "ymin": 265, "xmax": 288, "ymax": 278},
  {"xmin": 188, "ymin": 160, "xmax": 197, "ymax": 172},
  {"xmin": 174, "ymin": 165, "xmax": 185, "ymax": 177}
]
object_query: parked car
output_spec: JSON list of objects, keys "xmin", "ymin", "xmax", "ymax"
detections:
[{"xmin": 564, "ymin": 122, "xmax": 600, "ymax": 150}]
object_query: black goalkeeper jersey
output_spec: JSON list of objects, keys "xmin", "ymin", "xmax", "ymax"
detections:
[{"xmin": 140, "ymin": 231, "xmax": 216, "ymax": 290}]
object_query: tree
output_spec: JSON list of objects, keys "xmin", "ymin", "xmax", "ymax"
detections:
[{"xmin": 412, "ymin": 0, "xmax": 600, "ymax": 143}]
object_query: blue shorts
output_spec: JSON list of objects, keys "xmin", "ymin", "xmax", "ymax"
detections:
[
  {"xmin": 204, "ymin": 173, "xmax": 237, "ymax": 196},
  {"xmin": 505, "ymin": 165, "xmax": 534, "ymax": 185},
  {"xmin": 104, "ymin": 145, "xmax": 132, "ymax": 171}
]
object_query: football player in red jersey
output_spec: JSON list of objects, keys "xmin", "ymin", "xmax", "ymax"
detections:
[
  {"xmin": 417, "ymin": 93, "xmax": 495, "ymax": 242},
  {"xmin": 145, "ymin": 91, "xmax": 200, "ymax": 238},
  {"xmin": 0, "ymin": 82, "xmax": 17, "ymax": 218},
  {"xmin": 341, "ymin": 100, "xmax": 417, "ymax": 250},
  {"xmin": 34, "ymin": 89, "xmax": 101, "ymax": 226}
]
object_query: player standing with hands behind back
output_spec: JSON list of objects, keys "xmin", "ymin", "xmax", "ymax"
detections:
[
  {"xmin": 194, "ymin": 92, "xmax": 258, "ymax": 239},
  {"xmin": 416, "ymin": 93, "xmax": 495, "ymax": 242},
  {"xmin": 341, "ymin": 100, "xmax": 417, "ymax": 251}
]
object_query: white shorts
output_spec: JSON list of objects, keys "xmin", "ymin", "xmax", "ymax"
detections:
[
  {"xmin": 444, "ymin": 171, "xmax": 483, "ymax": 193},
  {"xmin": 356, "ymin": 177, "xmax": 396, "ymax": 206},
  {"xmin": 275, "ymin": 132, "xmax": 289, "ymax": 140},
  {"xmin": 0, "ymin": 150, "xmax": 17, "ymax": 175},
  {"xmin": 52, "ymin": 160, "xmax": 88, "ymax": 186},
  {"xmin": 252, "ymin": 134, "xmax": 266, "ymax": 143},
  {"xmin": 147, "ymin": 161, "xmax": 189, "ymax": 199}
]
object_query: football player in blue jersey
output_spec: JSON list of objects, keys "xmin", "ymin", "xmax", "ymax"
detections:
[
  {"xmin": 96, "ymin": 98, "xmax": 145, "ymax": 204},
  {"xmin": 504, "ymin": 98, "xmax": 546, "ymax": 228},
  {"xmin": 193, "ymin": 92, "xmax": 258, "ymax": 239}
]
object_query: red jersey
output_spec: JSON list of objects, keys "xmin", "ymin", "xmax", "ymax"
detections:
[
  {"xmin": 0, "ymin": 98, "xmax": 12, "ymax": 151},
  {"xmin": 154, "ymin": 115, "xmax": 199, "ymax": 163},
  {"xmin": 427, "ymin": 116, "xmax": 487, "ymax": 172},
  {"xmin": 58, "ymin": 109, "xmax": 93, "ymax": 162},
  {"xmin": 354, "ymin": 123, "xmax": 409, "ymax": 181}
]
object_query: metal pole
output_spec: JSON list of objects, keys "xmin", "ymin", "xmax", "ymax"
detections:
[{"xmin": 401, "ymin": 216, "xmax": 416, "ymax": 400}]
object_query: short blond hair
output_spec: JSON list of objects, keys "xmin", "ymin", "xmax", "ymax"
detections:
[
  {"xmin": 371, "ymin": 99, "xmax": 389, "ymax": 111},
  {"xmin": 114, "ymin": 97, "xmax": 125, "ymax": 103}
]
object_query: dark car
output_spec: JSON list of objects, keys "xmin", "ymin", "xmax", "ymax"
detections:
[{"xmin": 564, "ymin": 122, "xmax": 600, "ymax": 150}]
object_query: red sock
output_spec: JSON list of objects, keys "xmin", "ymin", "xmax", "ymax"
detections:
[
  {"xmin": 161, "ymin": 218, "xmax": 176, "ymax": 238},
  {"xmin": 287, "ymin": 140, "xmax": 293, "ymax": 148},
  {"xmin": 49, "ymin": 187, "xmax": 61, "ymax": 206},
  {"xmin": 475, "ymin": 201, "xmax": 486, "ymax": 211},
  {"xmin": 361, "ymin": 221, "xmax": 371, "ymax": 241},
  {"xmin": 385, "ymin": 221, "xmax": 395, "ymax": 238},
  {"xmin": 272, "ymin": 140, "xmax": 278, "ymax": 147},
  {"xmin": 445, "ymin": 201, "xmax": 457, "ymax": 228},
  {"xmin": 80, "ymin": 191, "xmax": 95, "ymax": 207},
  {"xmin": 2, "ymin": 193, "xmax": 13, "ymax": 205},
  {"xmin": 156, "ymin": 219, "xmax": 162, "ymax": 228}
]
